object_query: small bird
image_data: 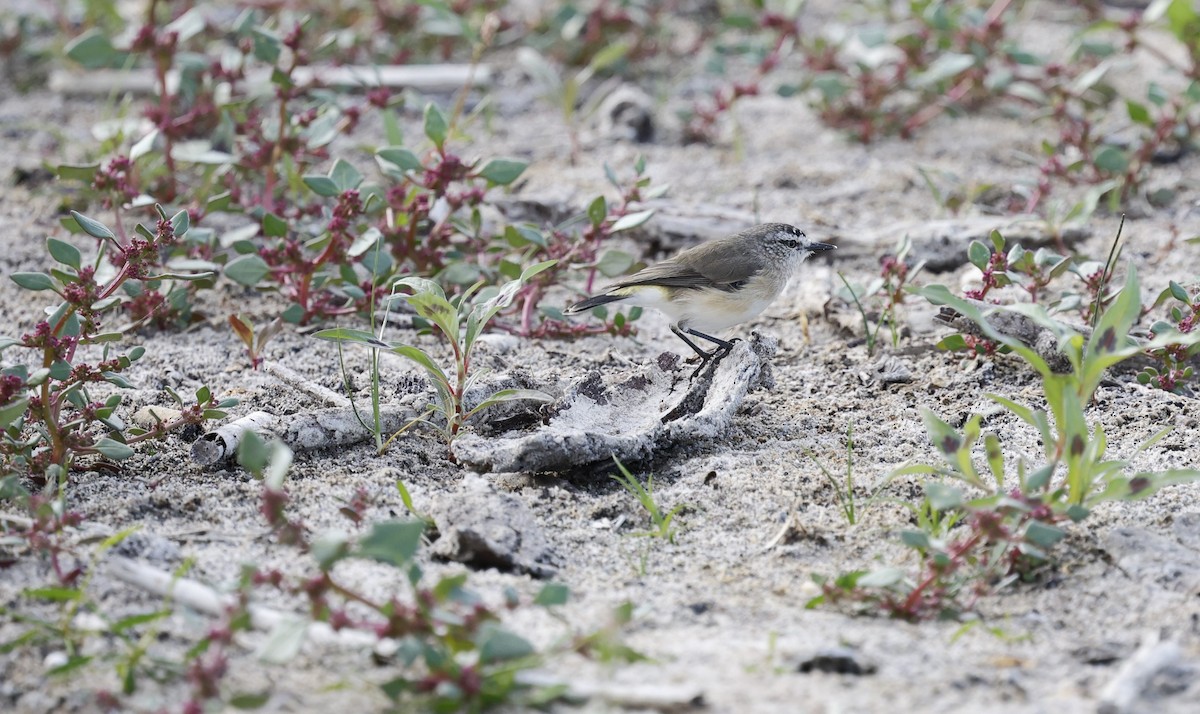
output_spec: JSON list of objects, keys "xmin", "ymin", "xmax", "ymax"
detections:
[{"xmin": 565, "ymin": 223, "xmax": 836, "ymax": 367}]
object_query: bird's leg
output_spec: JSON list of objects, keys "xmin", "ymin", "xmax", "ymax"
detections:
[
  {"xmin": 685, "ymin": 328, "xmax": 737, "ymax": 358},
  {"xmin": 672, "ymin": 326, "xmax": 739, "ymax": 380},
  {"xmin": 671, "ymin": 324, "xmax": 717, "ymax": 362}
]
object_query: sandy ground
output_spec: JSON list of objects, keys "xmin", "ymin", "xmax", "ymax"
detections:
[{"xmin": 3, "ymin": 4, "xmax": 1200, "ymax": 714}]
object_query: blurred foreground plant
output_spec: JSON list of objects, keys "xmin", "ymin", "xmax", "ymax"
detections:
[
  {"xmin": 1, "ymin": 434, "xmax": 644, "ymax": 713},
  {"xmin": 811, "ymin": 267, "xmax": 1200, "ymax": 620}
]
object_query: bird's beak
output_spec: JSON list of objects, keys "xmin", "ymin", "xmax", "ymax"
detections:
[{"xmin": 808, "ymin": 242, "xmax": 837, "ymax": 252}]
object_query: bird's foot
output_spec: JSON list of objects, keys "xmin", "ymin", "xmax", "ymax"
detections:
[{"xmin": 688, "ymin": 346, "xmax": 735, "ymax": 381}]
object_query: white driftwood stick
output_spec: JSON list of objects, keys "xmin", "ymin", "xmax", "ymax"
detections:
[
  {"xmin": 191, "ymin": 411, "xmax": 277, "ymax": 465},
  {"xmin": 274, "ymin": 406, "xmax": 416, "ymax": 451},
  {"xmin": 191, "ymin": 407, "xmax": 417, "ymax": 465},
  {"xmin": 106, "ymin": 556, "xmax": 378, "ymax": 650},
  {"xmin": 50, "ymin": 64, "xmax": 492, "ymax": 97},
  {"xmin": 515, "ymin": 671, "xmax": 704, "ymax": 710},
  {"xmin": 265, "ymin": 362, "xmax": 350, "ymax": 408},
  {"xmin": 107, "ymin": 555, "xmax": 697, "ymax": 707}
]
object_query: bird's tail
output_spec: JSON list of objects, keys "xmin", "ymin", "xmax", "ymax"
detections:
[{"xmin": 564, "ymin": 292, "xmax": 627, "ymax": 315}]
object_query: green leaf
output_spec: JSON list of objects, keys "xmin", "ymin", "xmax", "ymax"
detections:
[
  {"xmin": 357, "ymin": 520, "xmax": 426, "ymax": 567},
  {"xmin": 311, "ymin": 531, "xmax": 350, "ymax": 572},
  {"xmin": 856, "ymin": 567, "xmax": 905, "ymax": 588},
  {"xmin": 913, "ymin": 52, "xmax": 976, "ymax": 86},
  {"xmin": 1168, "ymin": 280, "xmax": 1190, "ymax": 304},
  {"xmin": 56, "ymin": 163, "xmax": 101, "ymax": 183},
  {"xmin": 238, "ymin": 431, "xmax": 270, "ymax": 475},
  {"xmin": 0, "ymin": 397, "xmax": 29, "ymax": 429},
  {"xmin": 586, "ymin": 40, "xmax": 630, "ymax": 74},
  {"xmin": 439, "ymin": 261, "xmax": 483, "ymax": 286},
  {"xmin": 303, "ymin": 175, "xmax": 340, "ymax": 197},
  {"xmin": 610, "ymin": 209, "xmax": 655, "ymax": 233},
  {"xmin": 256, "ymin": 616, "xmax": 306, "ymax": 664},
  {"xmin": 1164, "ymin": 0, "xmax": 1199, "ymax": 38},
  {"xmin": 476, "ymin": 623, "xmax": 535, "ymax": 664},
  {"xmin": 376, "ymin": 147, "xmax": 423, "ymax": 173},
  {"xmin": 983, "ymin": 433, "xmax": 1005, "ymax": 487},
  {"xmin": 312, "ymin": 327, "xmax": 386, "ymax": 348},
  {"xmin": 1084, "ymin": 267, "xmax": 1141, "ymax": 381},
  {"xmin": 229, "ymin": 692, "xmax": 272, "ymax": 710},
  {"xmin": 520, "ymin": 260, "xmax": 557, "ymax": 282},
  {"xmin": 900, "ymin": 530, "xmax": 931, "ymax": 549},
  {"xmin": 1024, "ymin": 464, "xmax": 1054, "ymax": 491},
  {"xmin": 94, "ymin": 438, "xmax": 135, "ymax": 460},
  {"xmin": 47, "ymin": 655, "xmax": 92, "ymax": 676},
  {"xmin": 281, "ymin": 304, "xmax": 305, "ymax": 324},
  {"xmin": 587, "ymin": 195, "xmax": 607, "ymax": 226},
  {"xmin": 170, "ymin": 209, "xmax": 190, "ymax": 238},
  {"xmin": 47, "ymin": 239, "xmax": 82, "ymax": 270},
  {"xmin": 380, "ymin": 676, "xmax": 413, "ymax": 701},
  {"xmin": 206, "ymin": 191, "xmax": 233, "ymax": 214},
  {"xmin": 330, "ymin": 159, "xmax": 363, "ymax": 192},
  {"xmin": 1093, "ymin": 145, "xmax": 1129, "ymax": 174},
  {"xmin": 967, "ymin": 240, "xmax": 990, "ymax": 271},
  {"xmin": 1024, "ymin": 521, "xmax": 1066, "ymax": 547},
  {"xmin": 916, "ymin": 284, "xmax": 1054, "ymax": 378},
  {"xmin": 478, "ymin": 158, "xmax": 527, "ymax": 185},
  {"xmin": 411, "ymin": 293, "xmax": 464, "ymax": 345},
  {"xmin": 596, "ymin": 250, "xmax": 635, "ymax": 278},
  {"xmin": 110, "ymin": 610, "xmax": 171, "ymax": 633},
  {"xmin": 924, "ymin": 482, "xmax": 964, "ymax": 510},
  {"xmin": 22, "ymin": 586, "xmax": 83, "ymax": 602},
  {"xmin": 390, "ymin": 345, "xmax": 451, "ymax": 388},
  {"xmin": 533, "ymin": 583, "xmax": 569, "ymax": 607},
  {"xmin": 1125, "ymin": 99, "xmax": 1151, "ymax": 126},
  {"xmin": 936, "ymin": 334, "xmax": 969, "ymax": 351},
  {"xmin": 263, "ymin": 441, "xmax": 292, "ymax": 489},
  {"xmin": 466, "ymin": 389, "xmax": 555, "ymax": 418},
  {"xmin": 383, "ymin": 109, "xmax": 404, "ymax": 145},
  {"xmin": 263, "ymin": 213, "xmax": 288, "ymax": 238},
  {"xmin": 423, "ymin": 103, "xmax": 448, "ymax": 149},
  {"xmin": 70, "ymin": 211, "xmax": 117, "ymax": 241},
  {"xmin": 64, "ymin": 29, "xmax": 124, "ymax": 69},
  {"xmin": 1089, "ymin": 469, "xmax": 1200, "ymax": 504},
  {"xmin": 251, "ymin": 28, "xmax": 281, "ymax": 63},
  {"xmin": 11, "ymin": 273, "xmax": 57, "ymax": 291},
  {"xmin": 225, "ymin": 255, "xmax": 271, "ymax": 286}
]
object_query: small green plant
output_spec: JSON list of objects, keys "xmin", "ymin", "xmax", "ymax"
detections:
[
  {"xmin": 806, "ymin": 424, "xmax": 887, "ymax": 525},
  {"xmin": 1, "ymin": 207, "xmax": 234, "ymax": 487},
  {"xmin": 811, "ymin": 266, "xmax": 1200, "ymax": 620},
  {"xmin": 0, "ymin": 525, "xmax": 180, "ymax": 698},
  {"xmin": 963, "ymin": 230, "xmax": 1072, "ymax": 305},
  {"xmin": 916, "ymin": 167, "xmax": 1001, "ymax": 216},
  {"xmin": 3, "ymin": 430, "xmax": 599, "ymax": 713},
  {"xmin": 936, "ymin": 229, "xmax": 1125, "ymax": 359},
  {"xmin": 1140, "ymin": 279, "xmax": 1200, "ymax": 392},
  {"xmin": 837, "ymin": 235, "xmax": 923, "ymax": 355},
  {"xmin": 235, "ymin": 432, "xmax": 627, "ymax": 713},
  {"xmin": 227, "ymin": 314, "xmax": 283, "ymax": 371},
  {"xmin": 314, "ymin": 261, "xmax": 557, "ymax": 449},
  {"xmin": 611, "ymin": 458, "xmax": 683, "ymax": 543}
]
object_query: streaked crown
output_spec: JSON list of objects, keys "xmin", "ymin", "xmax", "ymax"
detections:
[{"xmin": 747, "ymin": 223, "xmax": 836, "ymax": 257}]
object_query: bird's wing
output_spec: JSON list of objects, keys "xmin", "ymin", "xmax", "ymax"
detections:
[{"xmin": 610, "ymin": 240, "xmax": 761, "ymax": 292}]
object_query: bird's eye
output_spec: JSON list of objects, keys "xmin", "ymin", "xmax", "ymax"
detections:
[{"xmin": 782, "ymin": 239, "xmax": 799, "ymax": 249}]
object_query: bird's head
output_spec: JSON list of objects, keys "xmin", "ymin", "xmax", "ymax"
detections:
[{"xmin": 752, "ymin": 223, "xmax": 837, "ymax": 261}]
